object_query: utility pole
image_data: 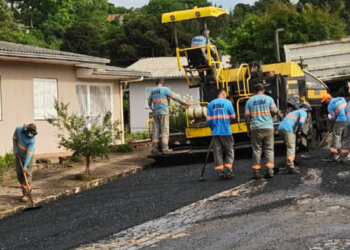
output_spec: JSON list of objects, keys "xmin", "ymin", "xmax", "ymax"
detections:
[{"xmin": 275, "ymin": 28, "xmax": 284, "ymax": 63}]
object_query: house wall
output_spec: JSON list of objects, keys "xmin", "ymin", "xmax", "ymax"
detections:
[
  {"xmin": 129, "ymin": 79, "xmax": 200, "ymax": 132},
  {"xmin": 0, "ymin": 60, "xmax": 121, "ymax": 155}
]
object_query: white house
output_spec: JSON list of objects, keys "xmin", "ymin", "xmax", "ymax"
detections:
[{"xmin": 127, "ymin": 56, "xmax": 230, "ymax": 132}]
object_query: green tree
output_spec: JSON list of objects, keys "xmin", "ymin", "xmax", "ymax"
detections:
[
  {"xmin": 229, "ymin": 2, "xmax": 346, "ymax": 64},
  {"xmin": 298, "ymin": 0, "xmax": 350, "ymax": 34},
  {"xmin": 60, "ymin": 24, "xmax": 103, "ymax": 56},
  {"xmin": 48, "ymin": 101, "xmax": 121, "ymax": 176}
]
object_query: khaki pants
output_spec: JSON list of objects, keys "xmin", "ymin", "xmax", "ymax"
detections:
[
  {"xmin": 279, "ymin": 130, "xmax": 296, "ymax": 168},
  {"xmin": 251, "ymin": 129, "xmax": 274, "ymax": 170},
  {"xmin": 212, "ymin": 135, "xmax": 234, "ymax": 171},
  {"xmin": 152, "ymin": 114, "xmax": 170, "ymax": 151},
  {"xmin": 340, "ymin": 125, "xmax": 350, "ymax": 155},
  {"xmin": 16, "ymin": 156, "xmax": 32, "ymax": 196},
  {"xmin": 330, "ymin": 121, "xmax": 347, "ymax": 154}
]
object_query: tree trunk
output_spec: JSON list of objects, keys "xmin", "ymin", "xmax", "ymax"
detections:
[{"xmin": 85, "ymin": 155, "xmax": 91, "ymax": 176}]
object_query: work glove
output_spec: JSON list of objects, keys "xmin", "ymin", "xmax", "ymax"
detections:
[{"xmin": 328, "ymin": 114, "xmax": 333, "ymax": 120}]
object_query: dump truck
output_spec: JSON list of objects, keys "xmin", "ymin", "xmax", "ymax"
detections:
[{"xmin": 149, "ymin": 6, "xmax": 329, "ymax": 158}]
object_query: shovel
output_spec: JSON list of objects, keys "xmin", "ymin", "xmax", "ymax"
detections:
[
  {"xmin": 16, "ymin": 154, "xmax": 42, "ymax": 211},
  {"xmin": 199, "ymin": 139, "xmax": 214, "ymax": 181}
]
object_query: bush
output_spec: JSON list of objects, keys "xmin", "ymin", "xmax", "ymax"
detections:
[
  {"xmin": 125, "ymin": 131, "xmax": 149, "ymax": 141},
  {"xmin": 112, "ymin": 144, "xmax": 133, "ymax": 153},
  {"xmin": 0, "ymin": 152, "xmax": 16, "ymax": 183}
]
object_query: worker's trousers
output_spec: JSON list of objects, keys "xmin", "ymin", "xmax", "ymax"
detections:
[
  {"xmin": 212, "ymin": 135, "xmax": 234, "ymax": 171},
  {"xmin": 330, "ymin": 121, "xmax": 347, "ymax": 154},
  {"xmin": 15, "ymin": 156, "xmax": 32, "ymax": 196},
  {"xmin": 152, "ymin": 114, "xmax": 170, "ymax": 151},
  {"xmin": 340, "ymin": 124, "xmax": 350, "ymax": 156},
  {"xmin": 279, "ymin": 129, "xmax": 296, "ymax": 168},
  {"xmin": 251, "ymin": 129, "xmax": 274, "ymax": 170}
]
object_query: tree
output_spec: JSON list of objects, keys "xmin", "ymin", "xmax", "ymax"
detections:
[
  {"xmin": 229, "ymin": 2, "xmax": 346, "ymax": 64},
  {"xmin": 48, "ymin": 101, "xmax": 121, "ymax": 176},
  {"xmin": 61, "ymin": 24, "xmax": 103, "ymax": 56}
]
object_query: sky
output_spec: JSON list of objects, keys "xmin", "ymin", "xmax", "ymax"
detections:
[{"xmin": 108, "ymin": 0, "xmax": 257, "ymax": 10}]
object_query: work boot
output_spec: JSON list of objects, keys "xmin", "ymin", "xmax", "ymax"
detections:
[
  {"xmin": 223, "ymin": 168, "xmax": 234, "ymax": 179},
  {"xmin": 287, "ymin": 166, "xmax": 298, "ymax": 174},
  {"xmin": 162, "ymin": 149, "xmax": 173, "ymax": 154},
  {"xmin": 264, "ymin": 168, "xmax": 274, "ymax": 179},
  {"xmin": 253, "ymin": 170, "xmax": 262, "ymax": 179},
  {"xmin": 20, "ymin": 195, "xmax": 30, "ymax": 202},
  {"xmin": 216, "ymin": 170, "xmax": 225, "ymax": 180},
  {"xmin": 151, "ymin": 143, "xmax": 159, "ymax": 154},
  {"xmin": 339, "ymin": 154, "xmax": 349, "ymax": 163},
  {"xmin": 323, "ymin": 154, "xmax": 339, "ymax": 162}
]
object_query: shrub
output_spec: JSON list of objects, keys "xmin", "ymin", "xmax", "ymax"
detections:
[
  {"xmin": 125, "ymin": 131, "xmax": 149, "ymax": 141},
  {"xmin": 112, "ymin": 144, "xmax": 133, "ymax": 153},
  {"xmin": 48, "ymin": 101, "xmax": 121, "ymax": 176},
  {"xmin": 0, "ymin": 152, "xmax": 16, "ymax": 183}
]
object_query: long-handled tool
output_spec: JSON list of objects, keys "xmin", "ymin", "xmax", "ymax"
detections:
[
  {"xmin": 300, "ymin": 116, "xmax": 337, "ymax": 160},
  {"xmin": 317, "ymin": 118, "xmax": 336, "ymax": 150},
  {"xmin": 199, "ymin": 139, "xmax": 214, "ymax": 181},
  {"xmin": 16, "ymin": 154, "xmax": 42, "ymax": 211}
]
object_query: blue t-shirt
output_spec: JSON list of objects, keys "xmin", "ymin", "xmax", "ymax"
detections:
[
  {"xmin": 245, "ymin": 94, "xmax": 277, "ymax": 130},
  {"xmin": 328, "ymin": 97, "xmax": 347, "ymax": 122},
  {"xmin": 278, "ymin": 109, "xmax": 307, "ymax": 132},
  {"xmin": 345, "ymin": 102, "xmax": 350, "ymax": 125},
  {"xmin": 191, "ymin": 35, "xmax": 211, "ymax": 47},
  {"xmin": 148, "ymin": 86, "xmax": 183, "ymax": 116},
  {"xmin": 13, "ymin": 126, "xmax": 35, "ymax": 168},
  {"xmin": 206, "ymin": 98, "xmax": 236, "ymax": 136}
]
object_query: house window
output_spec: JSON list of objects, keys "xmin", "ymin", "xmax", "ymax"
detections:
[
  {"xmin": 33, "ymin": 78, "xmax": 58, "ymax": 120},
  {"xmin": 76, "ymin": 84, "xmax": 113, "ymax": 125}
]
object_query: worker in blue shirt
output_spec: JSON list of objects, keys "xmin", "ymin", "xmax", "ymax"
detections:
[
  {"xmin": 148, "ymin": 78, "xmax": 188, "ymax": 154},
  {"xmin": 278, "ymin": 103, "xmax": 312, "ymax": 173},
  {"xmin": 321, "ymin": 93, "xmax": 347, "ymax": 161},
  {"xmin": 206, "ymin": 88, "xmax": 236, "ymax": 179},
  {"xmin": 13, "ymin": 124, "xmax": 37, "ymax": 202},
  {"xmin": 340, "ymin": 101, "xmax": 350, "ymax": 162},
  {"xmin": 245, "ymin": 83, "xmax": 278, "ymax": 179}
]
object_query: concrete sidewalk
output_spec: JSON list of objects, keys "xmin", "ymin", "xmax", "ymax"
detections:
[{"xmin": 0, "ymin": 144, "xmax": 154, "ymax": 219}]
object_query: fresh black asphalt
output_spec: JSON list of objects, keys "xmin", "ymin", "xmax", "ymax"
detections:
[
  {"xmin": 1, "ymin": 149, "xmax": 349, "ymax": 250},
  {"xmin": 0, "ymin": 151, "xmax": 254, "ymax": 250}
]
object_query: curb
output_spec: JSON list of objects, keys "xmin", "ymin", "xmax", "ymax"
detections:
[{"xmin": 0, "ymin": 160, "xmax": 155, "ymax": 220}]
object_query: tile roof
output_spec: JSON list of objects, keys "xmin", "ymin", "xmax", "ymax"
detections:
[
  {"xmin": 76, "ymin": 63, "xmax": 151, "ymax": 77},
  {"xmin": 0, "ymin": 41, "xmax": 110, "ymax": 64},
  {"xmin": 127, "ymin": 56, "xmax": 231, "ymax": 79}
]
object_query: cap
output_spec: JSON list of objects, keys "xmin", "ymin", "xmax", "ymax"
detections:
[
  {"xmin": 299, "ymin": 103, "xmax": 312, "ymax": 112},
  {"xmin": 320, "ymin": 93, "xmax": 332, "ymax": 103},
  {"xmin": 155, "ymin": 78, "xmax": 164, "ymax": 84}
]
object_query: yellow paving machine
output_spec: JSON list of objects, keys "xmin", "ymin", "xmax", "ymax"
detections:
[{"xmin": 151, "ymin": 6, "xmax": 329, "ymax": 155}]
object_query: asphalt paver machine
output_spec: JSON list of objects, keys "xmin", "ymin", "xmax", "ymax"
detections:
[{"xmin": 150, "ymin": 6, "xmax": 329, "ymax": 158}]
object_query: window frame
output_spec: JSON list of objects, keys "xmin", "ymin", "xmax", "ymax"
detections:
[
  {"xmin": 33, "ymin": 78, "xmax": 58, "ymax": 120},
  {"xmin": 76, "ymin": 82, "xmax": 114, "ymax": 122}
]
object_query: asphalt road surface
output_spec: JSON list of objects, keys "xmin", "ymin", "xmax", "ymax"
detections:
[
  {"xmin": 0, "ymin": 150, "xmax": 256, "ymax": 250},
  {"xmin": 80, "ymin": 151, "xmax": 350, "ymax": 250},
  {"xmin": 2, "ymin": 149, "xmax": 349, "ymax": 250}
]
